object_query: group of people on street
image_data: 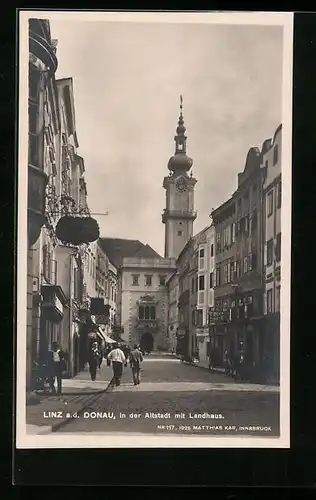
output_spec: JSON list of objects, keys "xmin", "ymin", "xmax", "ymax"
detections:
[
  {"xmin": 87, "ymin": 341, "xmax": 144, "ymax": 387},
  {"xmin": 209, "ymin": 348, "xmax": 245, "ymax": 381},
  {"xmin": 46, "ymin": 340, "xmax": 144, "ymax": 395},
  {"xmin": 107, "ymin": 343, "xmax": 143, "ymax": 386},
  {"xmin": 208, "ymin": 348, "xmax": 269, "ymax": 383}
]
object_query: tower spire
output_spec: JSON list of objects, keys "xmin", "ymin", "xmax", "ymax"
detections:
[
  {"xmin": 176, "ymin": 94, "xmax": 186, "ymax": 142},
  {"xmin": 167, "ymin": 95, "xmax": 193, "ymax": 173}
]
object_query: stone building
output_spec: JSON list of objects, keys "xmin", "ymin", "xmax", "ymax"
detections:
[
  {"xmin": 210, "ymin": 140, "xmax": 270, "ymax": 370},
  {"xmin": 27, "ymin": 18, "xmax": 59, "ymax": 390},
  {"xmin": 262, "ymin": 124, "xmax": 282, "ymax": 382},
  {"xmin": 99, "ymin": 238, "xmax": 176, "ymax": 351},
  {"xmin": 166, "ymin": 270, "xmax": 179, "ymax": 352},
  {"xmin": 176, "ymin": 238, "xmax": 195, "ymax": 357},
  {"xmin": 30, "ymin": 74, "xmax": 90, "ymax": 379},
  {"xmin": 193, "ymin": 225, "xmax": 215, "ymax": 363},
  {"xmin": 162, "ymin": 96, "xmax": 197, "ymax": 260},
  {"xmin": 96, "ymin": 238, "xmax": 118, "ymax": 338},
  {"xmin": 169, "ymin": 224, "xmax": 215, "ymax": 362}
]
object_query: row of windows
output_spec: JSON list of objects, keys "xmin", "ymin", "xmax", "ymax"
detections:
[
  {"xmin": 198, "ymin": 245, "xmax": 214, "ymax": 259},
  {"xmin": 267, "ymin": 181, "xmax": 282, "ymax": 217},
  {"xmin": 138, "ymin": 305, "xmax": 156, "ymax": 320},
  {"xmin": 214, "ymin": 295, "xmax": 253, "ymax": 312},
  {"xmin": 215, "ymin": 210, "xmax": 258, "ymax": 253},
  {"xmin": 198, "ymin": 244, "xmax": 214, "ymax": 270},
  {"xmin": 215, "ymin": 254, "xmax": 257, "ymax": 287},
  {"xmin": 266, "ymin": 233, "xmax": 281, "ymax": 266},
  {"xmin": 131, "ymin": 274, "xmax": 166, "ymax": 287},
  {"xmin": 236, "ymin": 183, "xmax": 258, "ymax": 213}
]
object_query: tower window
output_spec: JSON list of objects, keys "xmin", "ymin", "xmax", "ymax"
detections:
[{"xmin": 177, "ymin": 230, "xmax": 183, "ymax": 236}]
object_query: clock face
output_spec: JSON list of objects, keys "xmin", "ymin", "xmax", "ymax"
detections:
[{"xmin": 176, "ymin": 177, "xmax": 187, "ymax": 192}]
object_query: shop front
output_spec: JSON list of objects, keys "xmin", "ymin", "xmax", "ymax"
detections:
[
  {"xmin": 263, "ymin": 313, "xmax": 280, "ymax": 383},
  {"xmin": 38, "ymin": 284, "xmax": 67, "ymax": 364},
  {"xmin": 195, "ymin": 327, "xmax": 209, "ymax": 363}
]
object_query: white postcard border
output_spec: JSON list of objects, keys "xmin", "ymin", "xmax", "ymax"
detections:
[{"xmin": 16, "ymin": 10, "xmax": 293, "ymax": 449}]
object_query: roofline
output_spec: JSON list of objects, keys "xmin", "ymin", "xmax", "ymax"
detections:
[
  {"xmin": 165, "ymin": 269, "xmax": 178, "ymax": 283},
  {"xmin": 272, "ymin": 123, "xmax": 282, "ymax": 145},
  {"xmin": 210, "ymin": 195, "xmax": 235, "ymax": 218},
  {"xmin": 176, "ymin": 237, "xmax": 193, "ymax": 262}
]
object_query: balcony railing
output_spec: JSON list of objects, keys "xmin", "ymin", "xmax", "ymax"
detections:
[
  {"xmin": 135, "ymin": 318, "xmax": 158, "ymax": 332},
  {"xmin": 162, "ymin": 208, "xmax": 197, "ymax": 222}
]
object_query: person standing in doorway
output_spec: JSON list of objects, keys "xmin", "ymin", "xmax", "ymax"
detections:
[
  {"xmin": 48, "ymin": 342, "xmax": 66, "ymax": 396},
  {"xmin": 88, "ymin": 341, "xmax": 100, "ymax": 381},
  {"xmin": 129, "ymin": 344, "xmax": 143, "ymax": 386},
  {"xmin": 107, "ymin": 343, "xmax": 126, "ymax": 386}
]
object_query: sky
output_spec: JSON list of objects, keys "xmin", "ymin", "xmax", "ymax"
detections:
[{"xmin": 49, "ymin": 17, "xmax": 284, "ymax": 257}]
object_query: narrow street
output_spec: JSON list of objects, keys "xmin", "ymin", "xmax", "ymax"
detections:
[{"xmin": 30, "ymin": 353, "xmax": 279, "ymax": 437}]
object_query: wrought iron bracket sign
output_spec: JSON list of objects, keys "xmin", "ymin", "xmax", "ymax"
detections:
[{"xmin": 55, "ymin": 215, "xmax": 100, "ymax": 246}]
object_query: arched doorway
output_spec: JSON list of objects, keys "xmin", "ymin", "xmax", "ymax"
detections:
[{"xmin": 140, "ymin": 332, "xmax": 154, "ymax": 353}]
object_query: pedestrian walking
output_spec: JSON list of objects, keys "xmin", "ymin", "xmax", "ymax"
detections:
[
  {"xmin": 98, "ymin": 345, "xmax": 104, "ymax": 370},
  {"xmin": 129, "ymin": 344, "xmax": 143, "ymax": 386},
  {"xmin": 48, "ymin": 342, "xmax": 66, "ymax": 395},
  {"xmin": 88, "ymin": 341, "xmax": 101, "ymax": 381},
  {"xmin": 122, "ymin": 344, "xmax": 130, "ymax": 367},
  {"xmin": 107, "ymin": 343, "xmax": 126, "ymax": 386}
]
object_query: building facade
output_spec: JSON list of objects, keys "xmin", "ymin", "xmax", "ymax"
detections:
[
  {"xmin": 27, "ymin": 18, "xmax": 59, "ymax": 390},
  {"xmin": 210, "ymin": 143, "xmax": 268, "ymax": 371},
  {"xmin": 119, "ymin": 257, "xmax": 176, "ymax": 350},
  {"xmin": 262, "ymin": 124, "xmax": 282, "ymax": 382},
  {"xmin": 193, "ymin": 225, "xmax": 215, "ymax": 363},
  {"xmin": 166, "ymin": 270, "xmax": 179, "ymax": 352},
  {"xmin": 27, "ymin": 20, "xmax": 103, "ymax": 388},
  {"xmin": 176, "ymin": 238, "xmax": 195, "ymax": 357},
  {"xmin": 98, "ymin": 238, "xmax": 175, "ymax": 349},
  {"xmin": 30, "ymin": 74, "xmax": 90, "ymax": 380},
  {"xmin": 105, "ymin": 259, "xmax": 118, "ymax": 336},
  {"xmin": 162, "ymin": 97, "xmax": 197, "ymax": 259}
]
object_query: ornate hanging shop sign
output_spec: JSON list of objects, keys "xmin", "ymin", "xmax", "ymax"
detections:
[{"xmin": 55, "ymin": 215, "xmax": 100, "ymax": 246}]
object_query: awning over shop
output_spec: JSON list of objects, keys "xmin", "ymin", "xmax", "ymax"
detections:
[{"xmin": 97, "ymin": 328, "xmax": 116, "ymax": 344}]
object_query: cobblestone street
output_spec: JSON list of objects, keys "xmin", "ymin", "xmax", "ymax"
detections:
[{"xmin": 27, "ymin": 354, "xmax": 279, "ymax": 437}]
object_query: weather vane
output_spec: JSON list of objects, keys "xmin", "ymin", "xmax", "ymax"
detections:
[{"xmin": 180, "ymin": 94, "xmax": 183, "ymax": 111}]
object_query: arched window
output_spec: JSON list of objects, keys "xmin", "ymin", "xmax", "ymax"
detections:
[
  {"xmin": 139, "ymin": 306, "xmax": 145, "ymax": 320},
  {"xmin": 150, "ymin": 306, "xmax": 156, "ymax": 320},
  {"xmin": 138, "ymin": 305, "xmax": 156, "ymax": 320}
]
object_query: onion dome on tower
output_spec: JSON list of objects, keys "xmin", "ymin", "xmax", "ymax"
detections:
[{"xmin": 168, "ymin": 95, "xmax": 193, "ymax": 173}]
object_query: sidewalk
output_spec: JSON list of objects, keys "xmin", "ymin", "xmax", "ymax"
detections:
[
  {"xmin": 193, "ymin": 359, "xmax": 226, "ymax": 373},
  {"xmin": 26, "ymin": 361, "xmax": 114, "ymax": 431},
  {"xmin": 172, "ymin": 355, "xmax": 226, "ymax": 373},
  {"xmin": 174, "ymin": 355, "xmax": 279, "ymax": 386}
]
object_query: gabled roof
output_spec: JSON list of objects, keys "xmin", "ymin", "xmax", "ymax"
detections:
[{"xmin": 98, "ymin": 238, "xmax": 162, "ymax": 268}]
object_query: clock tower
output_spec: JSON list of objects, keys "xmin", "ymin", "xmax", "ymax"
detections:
[{"xmin": 162, "ymin": 96, "xmax": 197, "ymax": 259}]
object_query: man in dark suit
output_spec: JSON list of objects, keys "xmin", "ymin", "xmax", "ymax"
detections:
[
  {"xmin": 129, "ymin": 344, "xmax": 143, "ymax": 386},
  {"xmin": 48, "ymin": 342, "xmax": 66, "ymax": 395}
]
